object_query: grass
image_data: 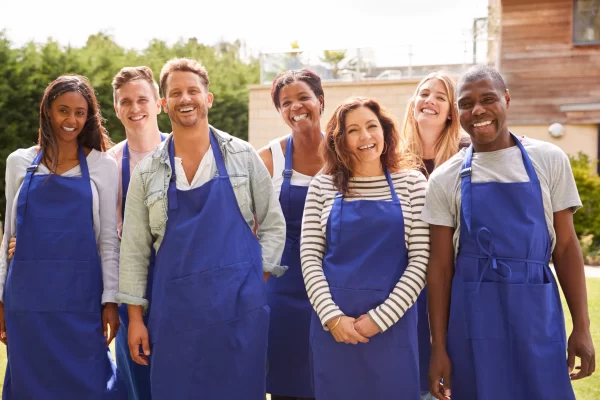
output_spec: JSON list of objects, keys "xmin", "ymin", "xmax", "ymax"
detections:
[{"xmin": 0, "ymin": 279, "xmax": 597, "ymax": 398}]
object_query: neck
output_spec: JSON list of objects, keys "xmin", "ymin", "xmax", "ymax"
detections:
[
  {"xmin": 419, "ymin": 125, "xmax": 443, "ymax": 159},
  {"xmin": 126, "ymin": 127, "xmax": 162, "ymax": 153},
  {"xmin": 56, "ymin": 139, "xmax": 79, "ymax": 164},
  {"xmin": 472, "ymin": 130, "xmax": 513, "ymax": 153},
  {"xmin": 352, "ymin": 160, "xmax": 384, "ymax": 178},
  {"xmin": 291, "ymin": 127, "xmax": 323, "ymax": 150},
  {"xmin": 172, "ymin": 121, "xmax": 211, "ymax": 157}
]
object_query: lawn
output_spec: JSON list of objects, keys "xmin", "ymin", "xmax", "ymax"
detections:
[{"xmin": 0, "ymin": 279, "xmax": 597, "ymax": 398}]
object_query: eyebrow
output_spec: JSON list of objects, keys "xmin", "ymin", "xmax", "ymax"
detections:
[
  {"xmin": 57, "ymin": 104, "xmax": 87, "ymax": 110},
  {"xmin": 280, "ymin": 91, "xmax": 310, "ymax": 101}
]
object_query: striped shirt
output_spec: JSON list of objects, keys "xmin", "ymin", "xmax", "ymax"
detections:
[{"xmin": 300, "ymin": 170, "xmax": 430, "ymax": 332}]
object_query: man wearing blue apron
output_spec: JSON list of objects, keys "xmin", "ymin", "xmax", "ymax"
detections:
[
  {"xmin": 109, "ymin": 66, "xmax": 166, "ymax": 400},
  {"xmin": 116, "ymin": 58, "xmax": 286, "ymax": 399},
  {"xmin": 422, "ymin": 65, "xmax": 595, "ymax": 400}
]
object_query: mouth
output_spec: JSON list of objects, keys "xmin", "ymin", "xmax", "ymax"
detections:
[
  {"xmin": 358, "ymin": 143, "xmax": 376, "ymax": 150},
  {"xmin": 61, "ymin": 126, "xmax": 76, "ymax": 132},
  {"xmin": 292, "ymin": 114, "xmax": 308, "ymax": 122},
  {"xmin": 129, "ymin": 115, "xmax": 146, "ymax": 122},
  {"xmin": 421, "ymin": 108, "xmax": 438, "ymax": 115},
  {"xmin": 472, "ymin": 120, "xmax": 493, "ymax": 128},
  {"xmin": 178, "ymin": 106, "xmax": 196, "ymax": 114}
]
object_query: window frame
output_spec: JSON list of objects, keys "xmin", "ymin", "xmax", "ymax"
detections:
[{"xmin": 573, "ymin": 0, "xmax": 600, "ymax": 46}]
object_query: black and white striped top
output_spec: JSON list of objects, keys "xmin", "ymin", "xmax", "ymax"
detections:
[{"xmin": 300, "ymin": 170, "xmax": 430, "ymax": 332}]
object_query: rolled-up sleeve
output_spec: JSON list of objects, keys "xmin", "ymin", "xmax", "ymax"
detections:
[
  {"xmin": 248, "ymin": 148, "xmax": 287, "ymax": 276},
  {"xmin": 116, "ymin": 165, "xmax": 153, "ymax": 312}
]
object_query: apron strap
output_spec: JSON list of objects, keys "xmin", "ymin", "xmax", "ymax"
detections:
[
  {"xmin": 280, "ymin": 135, "xmax": 294, "ymax": 217},
  {"xmin": 167, "ymin": 129, "xmax": 226, "ymax": 211},
  {"xmin": 383, "ymin": 167, "xmax": 399, "ymax": 203},
  {"xmin": 122, "ymin": 133, "xmax": 168, "ymax": 220}
]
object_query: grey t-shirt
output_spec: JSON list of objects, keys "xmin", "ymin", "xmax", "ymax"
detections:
[{"xmin": 421, "ymin": 137, "xmax": 582, "ymax": 254}]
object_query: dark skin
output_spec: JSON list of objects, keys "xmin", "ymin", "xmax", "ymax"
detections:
[{"xmin": 428, "ymin": 77, "xmax": 595, "ymax": 399}]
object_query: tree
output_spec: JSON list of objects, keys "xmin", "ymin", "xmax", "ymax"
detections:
[{"xmin": 320, "ymin": 50, "xmax": 347, "ymax": 79}]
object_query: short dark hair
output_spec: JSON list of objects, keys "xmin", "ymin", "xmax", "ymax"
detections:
[
  {"xmin": 457, "ymin": 64, "xmax": 507, "ymax": 93},
  {"xmin": 271, "ymin": 69, "xmax": 324, "ymax": 111}
]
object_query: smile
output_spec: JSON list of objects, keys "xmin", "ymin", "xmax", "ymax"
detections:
[
  {"xmin": 473, "ymin": 121, "xmax": 493, "ymax": 127},
  {"xmin": 421, "ymin": 108, "xmax": 437, "ymax": 115},
  {"xmin": 358, "ymin": 144, "xmax": 375, "ymax": 150},
  {"xmin": 293, "ymin": 114, "xmax": 308, "ymax": 122}
]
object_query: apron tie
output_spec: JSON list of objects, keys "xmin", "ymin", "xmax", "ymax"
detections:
[{"xmin": 475, "ymin": 227, "xmax": 512, "ymax": 289}]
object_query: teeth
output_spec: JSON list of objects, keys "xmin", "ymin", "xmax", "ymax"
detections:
[
  {"xmin": 473, "ymin": 121, "xmax": 492, "ymax": 127},
  {"xmin": 62, "ymin": 127, "xmax": 75, "ymax": 132},
  {"xmin": 293, "ymin": 114, "xmax": 308, "ymax": 122},
  {"xmin": 179, "ymin": 107, "xmax": 194, "ymax": 112},
  {"xmin": 422, "ymin": 109, "xmax": 437, "ymax": 115},
  {"xmin": 358, "ymin": 144, "xmax": 375, "ymax": 150},
  {"xmin": 130, "ymin": 115, "xmax": 144, "ymax": 121}
]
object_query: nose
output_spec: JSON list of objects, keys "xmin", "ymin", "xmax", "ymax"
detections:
[
  {"xmin": 291, "ymin": 101, "xmax": 302, "ymax": 111},
  {"xmin": 181, "ymin": 91, "xmax": 191, "ymax": 103},
  {"xmin": 425, "ymin": 94, "xmax": 436, "ymax": 105},
  {"xmin": 359, "ymin": 127, "xmax": 372, "ymax": 140},
  {"xmin": 472, "ymin": 102, "xmax": 486, "ymax": 116}
]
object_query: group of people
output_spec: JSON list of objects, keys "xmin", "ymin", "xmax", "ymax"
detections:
[{"xmin": 0, "ymin": 55, "xmax": 595, "ymax": 400}]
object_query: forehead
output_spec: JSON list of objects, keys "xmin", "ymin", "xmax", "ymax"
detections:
[
  {"xmin": 418, "ymin": 78, "xmax": 447, "ymax": 93},
  {"xmin": 116, "ymin": 80, "xmax": 156, "ymax": 99},
  {"xmin": 167, "ymin": 71, "xmax": 203, "ymax": 89},
  {"xmin": 279, "ymin": 80, "xmax": 314, "ymax": 98},
  {"xmin": 457, "ymin": 77, "xmax": 501, "ymax": 98},
  {"xmin": 52, "ymin": 91, "xmax": 88, "ymax": 108},
  {"xmin": 345, "ymin": 106, "xmax": 377, "ymax": 125}
]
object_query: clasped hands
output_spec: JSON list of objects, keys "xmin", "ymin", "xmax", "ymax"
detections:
[{"xmin": 326, "ymin": 314, "xmax": 381, "ymax": 344}]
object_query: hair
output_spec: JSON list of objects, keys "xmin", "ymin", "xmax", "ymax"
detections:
[
  {"xmin": 38, "ymin": 75, "xmax": 112, "ymax": 172},
  {"xmin": 112, "ymin": 66, "xmax": 160, "ymax": 102},
  {"xmin": 159, "ymin": 58, "xmax": 210, "ymax": 97},
  {"xmin": 322, "ymin": 97, "xmax": 419, "ymax": 195},
  {"xmin": 270, "ymin": 68, "xmax": 325, "ymax": 111},
  {"xmin": 401, "ymin": 72, "xmax": 462, "ymax": 174},
  {"xmin": 457, "ymin": 64, "xmax": 507, "ymax": 93}
]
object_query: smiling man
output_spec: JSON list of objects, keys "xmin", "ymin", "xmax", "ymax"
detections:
[
  {"xmin": 422, "ymin": 65, "xmax": 595, "ymax": 400},
  {"xmin": 108, "ymin": 66, "xmax": 166, "ymax": 400},
  {"xmin": 116, "ymin": 58, "xmax": 286, "ymax": 399}
]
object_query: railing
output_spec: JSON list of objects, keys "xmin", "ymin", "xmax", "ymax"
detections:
[{"xmin": 258, "ymin": 38, "xmax": 498, "ymax": 85}]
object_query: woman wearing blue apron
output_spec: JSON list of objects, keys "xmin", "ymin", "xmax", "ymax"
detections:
[
  {"xmin": 300, "ymin": 97, "xmax": 430, "ymax": 399},
  {"xmin": 400, "ymin": 72, "xmax": 467, "ymax": 399},
  {"xmin": 258, "ymin": 69, "xmax": 325, "ymax": 400},
  {"xmin": 114, "ymin": 134, "xmax": 166, "ymax": 400},
  {"xmin": 0, "ymin": 75, "xmax": 124, "ymax": 399}
]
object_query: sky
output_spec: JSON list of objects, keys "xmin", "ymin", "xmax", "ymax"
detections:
[{"xmin": 1, "ymin": 0, "xmax": 490, "ymax": 67}]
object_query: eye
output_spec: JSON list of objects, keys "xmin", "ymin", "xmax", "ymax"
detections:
[
  {"xmin": 437, "ymin": 97, "xmax": 447, "ymax": 101},
  {"xmin": 281, "ymin": 101, "xmax": 291, "ymax": 108},
  {"xmin": 190, "ymin": 89, "xmax": 199, "ymax": 95},
  {"xmin": 368, "ymin": 124, "xmax": 378, "ymax": 129},
  {"xmin": 458, "ymin": 102, "xmax": 473, "ymax": 110},
  {"xmin": 121, "ymin": 100, "xmax": 130, "ymax": 106},
  {"xmin": 139, "ymin": 99, "xmax": 148, "ymax": 104},
  {"xmin": 300, "ymin": 96, "xmax": 310, "ymax": 101},
  {"xmin": 347, "ymin": 128, "xmax": 357, "ymax": 134},
  {"xmin": 76, "ymin": 111, "xmax": 86, "ymax": 116},
  {"xmin": 482, "ymin": 97, "xmax": 496, "ymax": 104}
]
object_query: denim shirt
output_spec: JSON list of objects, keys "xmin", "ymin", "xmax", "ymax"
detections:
[{"xmin": 117, "ymin": 127, "xmax": 287, "ymax": 310}]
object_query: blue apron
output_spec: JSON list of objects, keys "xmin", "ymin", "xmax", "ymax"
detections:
[
  {"xmin": 147, "ymin": 131, "xmax": 270, "ymax": 399},
  {"xmin": 310, "ymin": 168, "xmax": 420, "ymax": 400},
  {"xmin": 266, "ymin": 135, "xmax": 315, "ymax": 398},
  {"xmin": 116, "ymin": 133, "xmax": 166, "ymax": 400},
  {"xmin": 3, "ymin": 147, "xmax": 123, "ymax": 399},
  {"xmin": 447, "ymin": 134, "xmax": 575, "ymax": 399}
]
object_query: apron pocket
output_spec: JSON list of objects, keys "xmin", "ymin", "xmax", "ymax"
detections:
[
  {"xmin": 329, "ymin": 286, "xmax": 388, "ymax": 317},
  {"xmin": 164, "ymin": 261, "xmax": 267, "ymax": 331},
  {"xmin": 464, "ymin": 282, "xmax": 507, "ymax": 340},
  {"xmin": 5, "ymin": 260, "xmax": 101, "ymax": 313}
]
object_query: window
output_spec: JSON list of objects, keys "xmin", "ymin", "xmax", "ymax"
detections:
[{"xmin": 574, "ymin": 0, "xmax": 600, "ymax": 45}]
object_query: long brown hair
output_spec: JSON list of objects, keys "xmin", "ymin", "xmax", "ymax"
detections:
[
  {"xmin": 322, "ymin": 97, "xmax": 419, "ymax": 195},
  {"xmin": 38, "ymin": 75, "xmax": 112, "ymax": 171},
  {"xmin": 401, "ymin": 72, "xmax": 461, "ymax": 174}
]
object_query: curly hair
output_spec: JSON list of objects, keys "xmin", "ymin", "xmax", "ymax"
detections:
[
  {"xmin": 322, "ymin": 96, "xmax": 419, "ymax": 195},
  {"xmin": 38, "ymin": 75, "xmax": 112, "ymax": 171}
]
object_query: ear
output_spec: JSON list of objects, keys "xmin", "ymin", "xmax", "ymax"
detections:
[
  {"xmin": 155, "ymin": 99, "xmax": 162, "ymax": 115},
  {"xmin": 504, "ymin": 89, "xmax": 511, "ymax": 109},
  {"xmin": 207, "ymin": 92, "xmax": 214, "ymax": 109},
  {"xmin": 318, "ymin": 95, "xmax": 325, "ymax": 115}
]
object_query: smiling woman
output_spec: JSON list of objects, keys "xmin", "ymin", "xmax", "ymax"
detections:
[{"xmin": 0, "ymin": 75, "xmax": 125, "ymax": 399}]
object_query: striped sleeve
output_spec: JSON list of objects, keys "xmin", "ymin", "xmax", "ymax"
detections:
[
  {"xmin": 300, "ymin": 176, "xmax": 344, "ymax": 329},
  {"xmin": 368, "ymin": 171, "xmax": 430, "ymax": 332}
]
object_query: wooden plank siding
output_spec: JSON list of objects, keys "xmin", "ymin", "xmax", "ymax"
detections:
[{"xmin": 499, "ymin": 0, "xmax": 600, "ymax": 124}]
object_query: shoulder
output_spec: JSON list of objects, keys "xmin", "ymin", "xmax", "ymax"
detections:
[
  {"xmin": 88, "ymin": 150, "xmax": 118, "ymax": 174},
  {"xmin": 521, "ymin": 136, "xmax": 568, "ymax": 161},
  {"xmin": 428, "ymin": 149, "xmax": 464, "ymax": 192},
  {"xmin": 106, "ymin": 140, "xmax": 126, "ymax": 162},
  {"xmin": 392, "ymin": 169, "xmax": 426, "ymax": 183},
  {"xmin": 7, "ymin": 146, "xmax": 38, "ymax": 168},
  {"xmin": 212, "ymin": 127, "xmax": 254, "ymax": 155},
  {"xmin": 310, "ymin": 174, "xmax": 335, "ymax": 191}
]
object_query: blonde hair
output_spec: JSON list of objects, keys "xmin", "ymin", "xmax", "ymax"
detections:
[
  {"xmin": 401, "ymin": 72, "xmax": 462, "ymax": 174},
  {"xmin": 322, "ymin": 96, "xmax": 420, "ymax": 195}
]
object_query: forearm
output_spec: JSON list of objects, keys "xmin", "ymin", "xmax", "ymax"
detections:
[{"xmin": 553, "ymin": 238, "xmax": 590, "ymax": 331}]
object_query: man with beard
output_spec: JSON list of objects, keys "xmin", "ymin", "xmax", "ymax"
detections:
[
  {"xmin": 117, "ymin": 58, "xmax": 286, "ymax": 399},
  {"xmin": 108, "ymin": 66, "xmax": 166, "ymax": 400},
  {"xmin": 422, "ymin": 65, "xmax": 595, "ymax": 400}
]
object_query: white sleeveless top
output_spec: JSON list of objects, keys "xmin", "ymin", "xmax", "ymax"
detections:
[{"xmin": 269, "ymin": 137, "xmax": 313, "ymax": 197}]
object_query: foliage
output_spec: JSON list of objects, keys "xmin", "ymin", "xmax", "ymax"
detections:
[{"xmin": 0, "ymin": 31, "xmax": 260, "ymax": 217}]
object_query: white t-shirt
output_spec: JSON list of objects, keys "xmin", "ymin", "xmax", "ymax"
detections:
[
  {"xmin": 268, "ymin": 138, "xmax": 313, "ymax": 195},
  {"xmin": 0, "ymin": 147, "xmax": 120, "ymax": 304},
  {"xmin": 421, "ymin": 137, "xmax": 582, "ymax": 254}
]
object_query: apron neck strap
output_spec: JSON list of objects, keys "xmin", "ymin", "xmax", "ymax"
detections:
[
  {"xmin": 383, "ymin": 167, "xmax": 399, "ymax": 203},
  {"xmin": 280, "ymin": 135, "xmax": 294, "ymax": 216}
]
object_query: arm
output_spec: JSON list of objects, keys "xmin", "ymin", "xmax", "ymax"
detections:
[
  {"xmin": 366, "ymin": 172, "xmax": 430, "ymax": 333},
  {"xmin": 96, "ymin": 156, "xmax": 120, "ymax": 305},
  {"xmin": 257, "ymin": 146, "xmax": 274, "ymax": 178},
  {"xmin": 116, "ymin": 164, "xmax": 154, "ymax": 313},
  {"xmin": 553, "ymin": 210, "xmax": 595, "ymax": 379},
  {"xmin": 248, "ymin": 147, "xmax": 286, "ymax": 278}
]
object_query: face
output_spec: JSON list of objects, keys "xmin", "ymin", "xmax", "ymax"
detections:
[
  {"xmin": 344, "ymin": 106, "xmax": 385, "ymax": 166},
  {"xmin": 413, "ymin": 78, "xmax": 451, "ymax": 132},
  {"xmin": 278, "ymin": 81, "xmax": 323, "ymax": 133},
  {"xmin": 114, "ymin": 80, "xmax": 161, "ymax": 135},
  {"xmin": 162, "ymin": 71, "xmax": 213, "ymax": 128},
  {"xmin": 48, "ymin": 91, "xmax": 89, "ymax": 144},
  {"xmin": 457, "ymin": 77, "xmax": 510, "ymax": 147}
]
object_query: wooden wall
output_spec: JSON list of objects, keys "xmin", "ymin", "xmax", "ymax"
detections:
[{"xmin": 500, "ymin": 0, "xmax": 600, "ymax": 124}]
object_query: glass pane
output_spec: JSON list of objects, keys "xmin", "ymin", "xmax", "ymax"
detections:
[{"xmin": 574, "ymin": 0, "xmax": 600, "ymax": 43}]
